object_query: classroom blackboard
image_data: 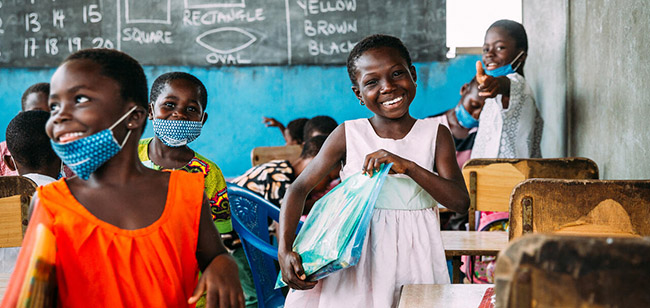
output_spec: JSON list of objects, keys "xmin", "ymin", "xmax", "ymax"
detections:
[{"xmin": 0, "ymin": 0, "xmax": 445, "ymax": 67}]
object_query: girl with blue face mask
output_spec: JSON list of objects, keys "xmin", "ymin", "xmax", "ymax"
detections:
[
  {"xmin": 137, "ymin": 72, "xmax": 257, "ymax": 307},
  {"xmin": 138, "ymin": 72, "xmax": 234, "ymax": 235},
  {"xmin": 3, "ymin": 49, "xmax": 243, "ymax": 307}
]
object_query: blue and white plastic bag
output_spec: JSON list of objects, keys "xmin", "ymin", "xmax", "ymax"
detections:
[{"xmin": 277, "ymin": 163, "xmax": 392, "ymax": 287}]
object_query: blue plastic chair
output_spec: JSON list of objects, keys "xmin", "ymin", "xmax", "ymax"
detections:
[{"xmin": 228, "ymin": 184, "xmax": 302, "ymax": 308}]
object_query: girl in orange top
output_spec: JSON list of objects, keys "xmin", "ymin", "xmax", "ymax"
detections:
[{"xmin": 1, "ymin": 49, "xmax": 244, "ymax": 308}]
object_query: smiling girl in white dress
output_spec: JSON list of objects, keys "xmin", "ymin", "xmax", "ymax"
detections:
[{"xmin": 277, "ymin": 34, "xmax": 470, "ymax": 308}]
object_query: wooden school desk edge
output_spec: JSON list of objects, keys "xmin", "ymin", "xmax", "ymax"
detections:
[
  {"xmin": 0, "ymin": 176, "xmax": 37, "ymax": 247},
  {"xmin": 250, "ymin": 144, "xmax": 302, "ymax": 167},
  {"xmin": 508, "ymin": 178, "xmax": 650, "ymax": 240},
  {"xmin": 462, "ymin": 157, "xmax": 599, "ymax": 231},
  {"xmin": 397, "ymin": 283, "xmax": 494, "ymax": 308},
  {"xmin": 494, "ymin": 234, "xmax": 650, "ymax": 308}
]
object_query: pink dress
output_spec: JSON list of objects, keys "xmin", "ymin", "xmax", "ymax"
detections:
[{"xmin": 285, "ymin": 118, "xmax": 450, "ymax": 308}]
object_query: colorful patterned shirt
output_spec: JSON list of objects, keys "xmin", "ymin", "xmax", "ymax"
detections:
[
  {"xmin": 138, "ymin": 138, "xmax": 232, "ymax": 234},
  {"xmin": 231, "ymin": 160, "xmax": 295, "ymax": 207}
]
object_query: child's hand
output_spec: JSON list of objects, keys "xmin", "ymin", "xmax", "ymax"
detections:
[
  {"xmin": 262, "ymin": 117, "xmax": 283, "ymax": 128},
  {"xmin": 278, "ymin": 250, "xmax": 318, "ymax": 290},
  {"xmin": 188, "ymin": 254, "xmax": 245, "ymax": 308},
  {"xmin": 362, "ymin": 149, "xmax": 413, "ymax": 177},
  {"xmin": 476, "ymin": 61, "xmax": 509, "ymax": 98}
]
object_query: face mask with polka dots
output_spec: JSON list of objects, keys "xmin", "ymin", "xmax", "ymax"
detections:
[{"xmin": 50, "ymin": 106, "xmax": 137, "ymax": 180}]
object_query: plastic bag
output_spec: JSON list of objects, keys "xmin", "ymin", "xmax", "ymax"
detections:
[{"xmin": 276, "ymin": 163, "xmax": 392, "ymax": 288}]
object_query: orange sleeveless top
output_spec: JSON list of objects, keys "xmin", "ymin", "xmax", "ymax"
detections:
[{"xmin": 2, "ymin": 170, "xmax": 203, "ymax": 307}]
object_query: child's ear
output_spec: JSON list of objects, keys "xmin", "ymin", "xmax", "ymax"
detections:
[
  {"xmin": 409, "ymin": 65, "xmax": 417, "ymax": 83},
  {"xmin": 148, "ymin": 102, "xmax": 154, "ymax": 120},
  {"xmin": 460, "ymin": 83, "xmax": 470, "ymax": 95},
  {"xmin": 351, "ymin": 85, "xmax": 362, "ymax": 101},
  {"xmin": 127, "ymin": 105, "xmax": 147, "ymax": 130},
  {"xmin": 3, "ymin": 155, "xmax": 16, "ymax": 172},
  {"xmin": 201, "ymin": 112, "xmax": 208, "ymax": 125}
]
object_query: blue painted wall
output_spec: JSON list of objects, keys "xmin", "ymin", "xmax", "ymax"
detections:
[{"xmin": 0, "ymin": 54, "xmax": 480, "ymax": 177}]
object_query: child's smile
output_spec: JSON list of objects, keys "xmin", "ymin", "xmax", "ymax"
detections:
[{"xmin": 352, "ymin": 46, "xmax": 417, "ymax": 120}]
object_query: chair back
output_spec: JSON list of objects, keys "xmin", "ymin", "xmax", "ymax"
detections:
[
  {"xmin": 462, "ymin": 157, "xmax": 599, "ymax": 230},
  {"xmin": 509, "ymin": 179, "xmax": 650, "ymax": 240},
  {"xmin": 0, "ymin": 176, "xmax": 37, "ymax": 248},
  {"xmin": 494, "ymin": 234, "xmax": 650, "ymax": 307},
  {"xmin": 251, "ymin": 145, "xmax": 302, "ymax": 167},
  {"xmin": 228, "ymin": 184, "xmax": 284, "ymax": 308}
]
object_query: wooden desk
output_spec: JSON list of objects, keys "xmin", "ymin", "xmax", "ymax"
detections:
[
  {"xmin": 398, "ymin": 283, "xmax": 493, "ymax": 308},
  {"xmin": 441, "ymin": 231, "xmax": 508, "ymax": 283},
  {"xmin": 0, "ymin": 272, "xmax": 10, "ymax": 302}
]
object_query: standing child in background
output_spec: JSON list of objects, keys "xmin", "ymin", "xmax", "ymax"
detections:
[
  {"xmin": 0, "ymin": 82, "xmax": 50, "ymax": 176},
  {"xmin": 471, "ymin": 19, "xmax": 543, "ymax": 159},
  {"xmin": 2, "ymin": 49, "xmax": 243, "ymax": 307},
  {"xmin": 278, "ymin": 34, "xmax": 469, "ymax": 307},
  {"xmin": 138, "ymin": 72, "xmax": 254, "ymax": 307},
  {"xmin": 263, "ymin": 117, "xmax": 309, "ymax": 145},
  {"xmin": 139, "ymin": 72, "xmax": 232, "ymax": 237}
]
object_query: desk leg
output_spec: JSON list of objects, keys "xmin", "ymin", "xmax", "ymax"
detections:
[{"xmin": 452, "ymin": 256, "xmax": 462, "ymax": 284}]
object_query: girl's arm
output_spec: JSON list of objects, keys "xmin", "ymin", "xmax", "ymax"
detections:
[
  {"xmin": 278, "ymin": 124, "xmax": 346, "ymax": 290},
  {"xmin": 363, "ymin": 125, "xmax": 470, "ymax": 214},
  {"xmin": 190, "ymin": 194, "xmax": 244, "ymax": 308}
]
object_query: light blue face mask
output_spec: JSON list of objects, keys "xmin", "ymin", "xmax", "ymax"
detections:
[
  {"xmin": 152, "ymin": 117, "xmax": 203, "ymax": 147},
  {"xmin": 454, "ymin": 103, "xmax": 479, "ymax": 129},
  {"xmin": 50, "ymin": 106, "xmax": 137, "ymax": 180},
  {"xmin": 484, "ymin": 51, "xmax": 525, "ymax": 77}
]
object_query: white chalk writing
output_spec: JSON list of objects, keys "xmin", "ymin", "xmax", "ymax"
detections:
[
  {"xmin": 83, "ymin": 5, "xmax": 102, "ymax": 23},
  {"xmin": 92, "ymin": 37, "xmax": 114, "ymax": 49},
  {"xmin": 183, "ymin": 8, "xmax": 265, "ymax": 26},
  {"xmin": 206, "ymin": 52, "xmax": 251, "ymax": 65},
  {"xmin": 122, "ymin": 27, "xmax": 173, "ymax": 45},
  {"xmin": 24, "ymin": 38, "xmax": 38, "ymax": 57},
  {"xmin": 45, "ymin": 37, "xmax": 58, "ymax": 55},
  {"xmin": 308, "ymin": 39, "xmax": 354, "ymax": 56},
  {"xmin": 52, "ymin": 9, "xmax": 65, "ymax": 28},
  {"xmin": 296, "ymin": 0, "xmax": 356, "ymax": 16},
  {"xmin": 25, "ymin": 12, "xmax": 41, "ymax": 32},
  {"xmin": 68, "ymin": 37, "xmax": 81, "ymax": 53},
  {"xmin": 304, "ymin": 19, "xmax": 356, "ymax": 37}
]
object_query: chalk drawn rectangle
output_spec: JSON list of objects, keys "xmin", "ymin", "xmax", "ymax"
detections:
[
  {"xmin": 125, "ymin": 0, "xmax": 172, "ymax": 24},
  {"xmin": 184, "ymin": 0, "xmax": 245, "ymax": 9}
]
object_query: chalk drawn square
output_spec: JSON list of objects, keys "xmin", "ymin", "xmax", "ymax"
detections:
[
  {"xmin": 184, "ymin": 0, "xmax": 245, "ymax": 9},
  {"xmin": 125, "ymin": 0, "xmax": 171, "ymax": 24}
]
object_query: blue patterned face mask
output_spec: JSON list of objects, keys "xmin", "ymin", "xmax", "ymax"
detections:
[
  {"xmin": 484, "ymin": 51, "xmax": 525, "ymax": 77},
  {"xmin": 455, "ymin": 103, "xmax": 479, "ymax": 129},
  {"xmin": 50, "ymin": 106, "xmax": 137, "ymax": 180},
  {"xmin": 152, "ymin": 117, "xmax": 203, "ymax": 147}
]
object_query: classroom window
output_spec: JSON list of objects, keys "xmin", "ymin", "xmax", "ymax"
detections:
[{"xmin": 446, "ymin": 0, "xmax": 522, "ymax": 58}]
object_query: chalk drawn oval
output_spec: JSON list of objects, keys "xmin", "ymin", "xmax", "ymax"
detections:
[{"xmin": 196, "ymin": 27, "xmax": 257, "ymax": 54}]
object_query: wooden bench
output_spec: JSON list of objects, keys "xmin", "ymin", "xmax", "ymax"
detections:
[
  {"xmin": 462, "ymin": 157, "xmax": 599, "ymax": 231},
  {"xmin": 509, "ymin": 179, "xmax": 650, "ymax": 240},
  {"xmin": 494, "ymin": 234, "xmax": 650, "ymax": 307},
  {"xmin": 250, "ymin": 145, "xmax": 302, "ymax": 167},
  {"xmin": 0, "ymin": 176, "xmax": 37, "ymax": 248}
]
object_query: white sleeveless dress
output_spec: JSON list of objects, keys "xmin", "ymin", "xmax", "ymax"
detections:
[{"xmin": 285, "ymin": 117, "xmax": 450, "ymax": 308}]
